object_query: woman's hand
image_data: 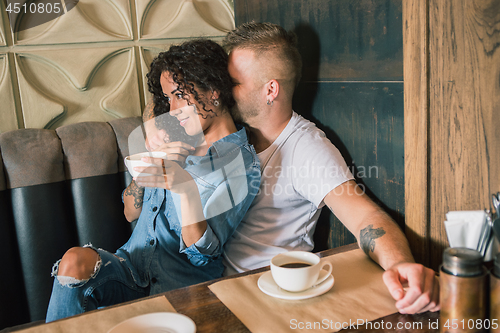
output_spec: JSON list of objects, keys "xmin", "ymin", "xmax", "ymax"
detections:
[
  {"xmin": 134, "ymin": 157, "xmax": 207, "ymax": 237},
  {"xmin": 155, "ymin": 141, "xmax": 195, "ymax": 166},
  {"xmin": 145, "ymin": 128, "xmax": 169, "ymax": 152},
  {"xmin": 133, "ymin": 157, "xmax": 197, "ymax": 195},
  {"xmin": 146, "ymin": 128, "xmax": 195, "ymax": 166}
]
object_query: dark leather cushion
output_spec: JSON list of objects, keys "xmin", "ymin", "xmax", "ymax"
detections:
[
  {"xmin": 56, "ymin": 122, "xmax": 119, "ymax": 180},
  {"xmin": 0, "ymin": 146, "xmax": 29, "ymax": 328},
  {"xmin": 0, "ymin": 118, "xmax": 141, "ymax": 327},
  {"xmin": 11, "ymin": 182, "xmax": 78, "ymax": 322},
  {"xmin": 109, "ymin": 117, "xmax": 142, "ymax": 173},
  {"xmin": 0, "ymin": 189, "xmax": 30, "ymax": 328},
  {"xmin": 0, "ymin": 146, "xmax": 5, "ymax": 191},
  {"xmin": 0, "ymin": 129, "xmax": 65, "ymax": 189},
  {"xmin": 70, "ymin": 174, "xmax": 132, "ymax": 251}
]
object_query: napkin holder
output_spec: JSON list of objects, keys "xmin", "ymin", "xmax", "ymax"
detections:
[{"xmin": 444, "ymin": 210, "xmax": 499, "ymax": 262}]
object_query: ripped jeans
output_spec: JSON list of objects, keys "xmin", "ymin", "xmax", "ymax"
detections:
[{"xmin": 45, "ymin": 246, "xmax": 149, "ymax": 322}]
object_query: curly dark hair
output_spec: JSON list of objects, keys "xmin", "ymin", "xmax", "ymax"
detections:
[{"xmin": 147, "ymin": 39, "xmax": 235, "ymax": 120}]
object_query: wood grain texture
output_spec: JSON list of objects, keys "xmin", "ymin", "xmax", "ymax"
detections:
[
  {"xmin": 301, "ymin": 82, "xmax": 404, "ymax": 250},
  {"xmin": 405, "ymin": 0, "xmax": 500, "ymax": 270},
  {"xmin": 403, "ymin": 0, "xmax": 430, "ymax": 266},
  {"xmin": 166, "ymin": 245, "xmax": 440, "ymax": 333},
  {"xmin": 235, "ymin": 0, "xmax": 403, "ymax": 81},
  {"xmin": 425, "ymin": 0, "xmax": 500, "ymax": 269}
]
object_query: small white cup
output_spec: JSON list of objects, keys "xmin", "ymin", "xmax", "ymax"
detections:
[
  {"xmin": 124, "ymin": 151, "xmax": 167, "ymax": 178},
  {"xmin": 270, "ymin": 251, "xmax": 333, "ymax": 292}
]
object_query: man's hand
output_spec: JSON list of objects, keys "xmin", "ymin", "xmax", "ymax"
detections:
[
  {"xmin": 324, "ymin": 181, "xmax": 440, "ymax": 314},
  {"xmin": 382, "ymin": 262, "xmax": 440, "ymax": 314}
]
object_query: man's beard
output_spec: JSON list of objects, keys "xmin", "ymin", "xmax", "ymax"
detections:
[{"xmin": 232, "ymin": 101, "xmax": 260, "ymax": 123}]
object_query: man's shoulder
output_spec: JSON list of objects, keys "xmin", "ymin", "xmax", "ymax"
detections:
[
  {"xmin": 290, "ymin": 112, "xmax": 317, "ymax": 130},
  {"xmin": 285, "ymin": 113, "xmax": 332, "ymax": 149},
  {"xmin": 276, "ymin": 113, "xmax": 348, "ymax": 171}
]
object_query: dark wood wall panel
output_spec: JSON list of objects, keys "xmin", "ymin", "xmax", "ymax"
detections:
[
  {"xmin": 235, "ymin": 0, "xmax": 403, "ymax": 81},
  {"xmin": 301, "ymin": 82, "xmax": 404, "ymax": 249},
  {"xmin": 234, "ymin": 0, "xmax": 404, "ymax": 250},
  {"xmin": 308, "ymin": 83, "xmax": 404, "ymax": 214}
]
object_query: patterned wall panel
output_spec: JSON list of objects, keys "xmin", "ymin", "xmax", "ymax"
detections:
[
  {"xmin": 0, "ymin": 0, "xmax": 234, "ymax": 133},
  {"xmin": 0, "ymin": 54, "xmax": 18, "ymax": 132},
  {"xmin": 0, "ymin": 10, "xmax": 6, "ymax": 46},
  {"xmin": 137, "ymin": 0, "xmax": 235, "ymax": 39},
  {"xmin": 15, "ymin": 0, "xmax": 133, "ymax": 45},
  {"xmin": 140, "ymin": 45, "xmax": 168, "ymax": 103},
  {"xmin": 15, "ymin": 47, "xmax": 141, "ymax": 129}
]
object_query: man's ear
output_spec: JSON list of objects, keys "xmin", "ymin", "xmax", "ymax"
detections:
[{"xmin": 265, "ymin": 79, "xmax": 279, "ymax": 104}]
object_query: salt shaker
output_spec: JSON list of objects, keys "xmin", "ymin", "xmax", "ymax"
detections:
[
  {"xmin": 491, "ymin": 253, "xmax": 500, "ymax": 333},
  {"xmin": 440, "ymin": 247, "xmax": 488, "ymax": 333}
]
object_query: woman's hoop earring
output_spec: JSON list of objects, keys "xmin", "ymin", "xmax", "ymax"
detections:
[
  {"xmin": 213, "ymin": 99, "xmax": 220, "ymax": 107},
  {"xmin": 267, "ymin": 99, "xmax": 273, "ymax": 106}
]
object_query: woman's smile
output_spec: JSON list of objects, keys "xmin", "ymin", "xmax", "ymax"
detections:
[{"xmin": 177, "ymin": 116, "xmax": 189, "ymax": 127}]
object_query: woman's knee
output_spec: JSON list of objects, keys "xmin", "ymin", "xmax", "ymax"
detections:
[{"xmin": 56, "ymin": 247, "xmax": 101, "ymax": 280}]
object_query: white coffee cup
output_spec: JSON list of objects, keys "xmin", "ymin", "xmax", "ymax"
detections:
[
  {"xmin": 124, "ymin": 151, "xmax": 167, "ymax": 178},
  {"xmin": 270, "ymin": 251, "xmax": 333, "ymax": 292}
]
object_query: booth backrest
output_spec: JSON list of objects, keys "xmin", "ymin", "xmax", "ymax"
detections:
[{"xmin": 0, "ymin": 117, "xmax": 142, "ymax": 329}]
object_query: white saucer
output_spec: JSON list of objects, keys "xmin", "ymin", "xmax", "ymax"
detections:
[
  {"xmin": 257, "ymin": 271, "xmax": 334, "ymax": 300},
  {"xmin": 107, "ymin": 312, "xmax": 196, "ymax": 333}
]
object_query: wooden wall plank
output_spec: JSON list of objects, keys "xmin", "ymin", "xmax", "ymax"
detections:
[
  {"xmin": 428, "ymin": 0, "xmax": 500, "ymax": 269},
  {"xmin": 403, "ymin": 0, "xmax": 430, "ymax": 266},
  {"xmin": 235, "ymin": 0, "xmax": 403, "ymax": 81}
]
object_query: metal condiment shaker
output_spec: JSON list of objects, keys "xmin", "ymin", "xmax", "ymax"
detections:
[
  {"xmin": 491, "ymin": 253, "xmax": 500, "ymax": 333},
  {"xmin": 440, "ymin": 247, "xmax": 488, "ymax": 333}
]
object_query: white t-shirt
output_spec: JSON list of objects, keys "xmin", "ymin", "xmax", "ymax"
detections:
[{"xmin": 223, "ymin": 112, "xmax": 354, "ymax": 274}]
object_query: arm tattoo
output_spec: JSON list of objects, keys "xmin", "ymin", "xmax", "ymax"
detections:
[
  {"xmin": 360, "ymin": 224, "xmax": 386, "ymax": 255},
  {"xmin": 143, "ymin": 100, "xmax": 154, "ymax": 122},
  {"xmin": 124, "ymin": 180, "xmax": 145, "ymax": 209}
]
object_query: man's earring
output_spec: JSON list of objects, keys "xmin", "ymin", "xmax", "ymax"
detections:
[
  {"xmin": 213, "ymin": 99, "xmax": 220, "ymax": 107},
  {"xmin": 267, "ymin": 99, "xmax": 273, "ymax": 106}
]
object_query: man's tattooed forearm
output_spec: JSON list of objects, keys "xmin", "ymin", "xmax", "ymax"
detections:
[
  {"xmin": 360, "ymin": 224, "xmax": 386, "ymax": 255},
  {"xmin": 124, "ymin": 180, "xmax": 145, "ymax": 209}
]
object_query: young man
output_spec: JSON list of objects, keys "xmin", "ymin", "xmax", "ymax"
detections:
[{"xmin": 222, "ymin": 22, "xmax": 439, "ymax": 315}]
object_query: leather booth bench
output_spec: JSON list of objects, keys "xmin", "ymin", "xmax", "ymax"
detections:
[{"xmin": 0, "ymin": 116, "xmax": 142, "ymax": 329}]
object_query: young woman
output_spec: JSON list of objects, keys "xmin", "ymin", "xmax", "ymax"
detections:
[{"xmin": 46, "ymin": 39, "xmax": 261, "ymax": 322}]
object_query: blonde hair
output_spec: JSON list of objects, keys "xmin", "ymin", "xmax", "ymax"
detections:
[{"xmin": 223, "ymin": 22, "xmax": 302, "ymax": 90}]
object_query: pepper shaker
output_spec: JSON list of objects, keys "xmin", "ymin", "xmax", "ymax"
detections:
[{"xmin": 440, "ymin": 247, "xmax": 488, "ymax": 333}]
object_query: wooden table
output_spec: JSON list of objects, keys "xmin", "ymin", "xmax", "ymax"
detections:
[
  {"xmin": 3, "ymin": 243, "xmax": 439, "ymax": 332},
  {"xmin": 166, "ymin": 243, "xmax": 439, "ymax": 332}
]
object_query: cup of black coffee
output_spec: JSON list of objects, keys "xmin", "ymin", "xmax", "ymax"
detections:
[{"xmin": 270, "ymin": 251, "xmax": 333, "ymax": 292}]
